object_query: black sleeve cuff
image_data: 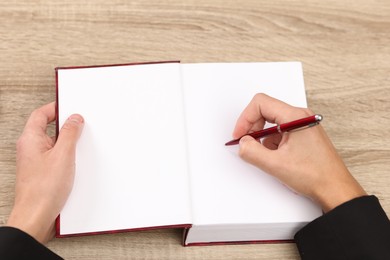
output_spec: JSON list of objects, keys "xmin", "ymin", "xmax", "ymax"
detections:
[
  {"xmin": 295, "ymin": 195, "xmax": 390, "ymax": 260},
  {"xmin": 0, "ymin": 226, "xmax": 62, "ymax": 260}
]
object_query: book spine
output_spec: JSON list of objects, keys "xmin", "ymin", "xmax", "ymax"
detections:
[{"xmin": 57, "ymin": 224, "xmax": 192, "ymax": 238}]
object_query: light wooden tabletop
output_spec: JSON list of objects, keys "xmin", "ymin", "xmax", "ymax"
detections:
[{"xmin": 1, "ymin": 1, "xmax": 389, "ymax": 259}]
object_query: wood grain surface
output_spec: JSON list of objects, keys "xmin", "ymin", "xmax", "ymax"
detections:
[{"xmin": 1, "ymin": 0, "xmax": 389, "ymax": 259}]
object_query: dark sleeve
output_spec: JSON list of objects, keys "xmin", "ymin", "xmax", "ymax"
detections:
[
  {"xmin": 294, "ymin": 195, "xmax": 390, "ymax": 260},
  {"xmin": 0, "ymin": 226, "xmax": 63, "ymax": 260}
]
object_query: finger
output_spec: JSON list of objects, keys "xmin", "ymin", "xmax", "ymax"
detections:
[
  {"xmin": 233, "ymin": 93, "xmax": 313, "ymax": 138},
  {"xmin": 238, "ymin": 135, "xmax": 279, "ymax": 174},
  {"xmin": 24, "ymin": 102, "xmax": 56, "ymax": 135},
  {"xmin": 232, "ymin": 93, "xmax": 299, "ymax": 139},
  {"xmin": 262, "ymin": 134, "xmax": 282, "ymax": 150},
  {"xmin": 248, "ymin": 120, "xmax": 265, "ymax": 134},
  {"xmin": 55, "ymin": 114, "xmax": 84, "ymax": 155}
]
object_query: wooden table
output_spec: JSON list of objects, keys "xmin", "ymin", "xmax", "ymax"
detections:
[{"xmin": 1, "ymin": 1, "xmax": 389, "ymax": 259}]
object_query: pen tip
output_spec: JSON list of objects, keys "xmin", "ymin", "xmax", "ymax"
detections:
[{"xmin": 225, "ymin": 140, "xmax": 238, "ymax": 146}]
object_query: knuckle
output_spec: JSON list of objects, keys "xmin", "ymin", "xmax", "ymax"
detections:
[
  {"xmin": 16, "ymin": 133, "xmax": 30, "ymax": 153},
  {"xmin": 253, "ymin": 93, "xmax": 267, "ymax": 102},
  {"xmin": 301, "ymin": 108, "xmax": 314, "ymax": 116},
  {"xmin": 30, "ymin": 108, "xmax": 44, "ymax": 119},
  {"xmin": 286, "ymin": 107, "xmax": 314, "ymax": 120}
]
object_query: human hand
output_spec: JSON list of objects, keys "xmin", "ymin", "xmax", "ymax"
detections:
[
  {"xmin": 7, "ymin": 102, "xmax": 84, "ymax": 244},
  {"xmin": 233, "ymin": 93, "xmax": 366, "ymax": 212}
]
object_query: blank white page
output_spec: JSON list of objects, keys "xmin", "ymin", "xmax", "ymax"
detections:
[
  {"xmin": 57, "ymin": 63, "xmax": 192, "ymax": 235},
  {"xmin": 182, "ymin": 62, "xmax": 321, "ymax": 227}
]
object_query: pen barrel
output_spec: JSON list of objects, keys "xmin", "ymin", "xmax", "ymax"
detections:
[
  {"xmin": 225, "ymin": 114, "xmax": 322, "ymax": 146},
  {"xmin": 279, "ymin": 115, "xmax": 318, "ymax": 132},
  {"xmin": 250, "ymin": 125, "xmax": 279, "ymax": 138}
]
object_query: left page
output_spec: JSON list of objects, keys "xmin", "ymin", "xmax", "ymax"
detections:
[{"xmin": 56, "ymin": 62, "xmax": 192, "ymax": 236}]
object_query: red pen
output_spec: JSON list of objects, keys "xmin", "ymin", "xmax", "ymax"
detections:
[{"xmin": 225, "ymin": 114, "xmax": 323, "ymax": 146}]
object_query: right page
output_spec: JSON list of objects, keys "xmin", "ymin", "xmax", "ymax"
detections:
[{"xmin": 182, "ymin": 62, "xmax": 322, "ymax": 245}]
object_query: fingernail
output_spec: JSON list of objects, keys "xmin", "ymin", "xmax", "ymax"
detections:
[
  {"xmin": 239, "ymin": 135, "xmax": 252, "ymax": 144},
  {"xmin": 68, "ymin": 114, "xmax": 84, "ymax": 124}
]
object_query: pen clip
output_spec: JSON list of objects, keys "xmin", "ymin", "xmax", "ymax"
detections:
[
  {"xmin": 287, "ymin": 114, "xmax": 322, "ymax": 133},
  {"xmin": 288, "ymin": 122, "xmax": 318, "ymax": 132}
]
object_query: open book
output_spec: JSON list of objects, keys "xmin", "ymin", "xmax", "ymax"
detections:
[{"xmin": 56, "ymin": 61, "xmax": 321, "ymax": 246}]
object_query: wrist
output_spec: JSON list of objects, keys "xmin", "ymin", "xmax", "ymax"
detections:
[
  {"xmin": 7, "ymin": 205, "xmax": 54, "ymax": 244},
  {"xmin": 313, "ymin": 177, "xmax": 367, "ymax": 213}
]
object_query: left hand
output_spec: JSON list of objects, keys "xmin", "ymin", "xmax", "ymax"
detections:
[{"xmin": 7, "ymin": 102, "xmax": 84, "ymax": 244}]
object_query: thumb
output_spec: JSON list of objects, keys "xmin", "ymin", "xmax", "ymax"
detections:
[
  {"xmin": 55, "ymin": 114, "xmax": 84, "ymax": 153},
  {"xmin": 238, "ymin": 135, "xmax": 278, "ymax": 174}
]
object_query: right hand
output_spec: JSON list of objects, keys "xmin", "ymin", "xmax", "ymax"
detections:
[{"xmin": 232, "ymin": 93, "xmax": 366, "ymax": 212}]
